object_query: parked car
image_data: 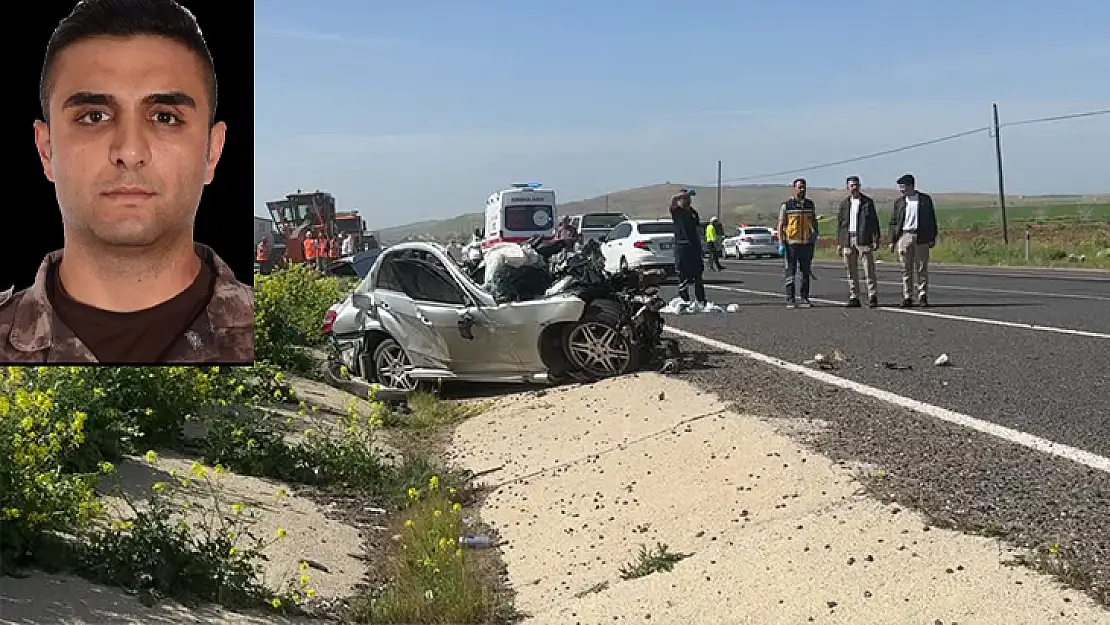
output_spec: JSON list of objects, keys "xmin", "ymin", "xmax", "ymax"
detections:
[
  {"xmin": 320, "ymin": 241, "xmax": 671, "ymax": 391},
  {"xmin": 723, "ymin": 226, "xmax": 781, "ymax": 259},
  {"xmin": 599, "ymin": 219, "xmax": 676, "ymax": 274},
  {"xmin": 569, "ymin": 212, "xmax": 629, "ymax": 248}
]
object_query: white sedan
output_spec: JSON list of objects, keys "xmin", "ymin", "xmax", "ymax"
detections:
[
  {"xmin": 724, "ymin": 226, "xmax": 781, "ymax": 259},
  {"xmin": 600, "ymin": 219, "xmax": 676, "ymax": 274}
]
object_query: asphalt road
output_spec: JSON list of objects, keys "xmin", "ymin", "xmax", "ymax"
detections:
[{"xmin": 656, "ymin": 259, "xmax": 1110, "ymax": 605}]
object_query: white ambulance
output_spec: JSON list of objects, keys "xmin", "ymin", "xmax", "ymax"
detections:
[{"xmin": 481, "ymin": 183, "xmax": 557, "ymax": 249}]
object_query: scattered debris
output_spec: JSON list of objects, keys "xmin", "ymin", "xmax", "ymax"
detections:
[
  {"xmin": 726, "ymin": 303, "xmax": 740, "ymax": 313},
  {"xmin": 882, "ymin": 361, "xmax": 913, "ymax": 371},
  {"xmin": 934, "ymin": 353, "xmax": 951, "ymax": 367},
  {"xmin": 660, "ymin": 298, "xmax": 732, "ymax": 315}
]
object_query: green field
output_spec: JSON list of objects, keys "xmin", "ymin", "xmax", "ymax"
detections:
[
  {"xmin": 813, "ymin": 202, "xmax": 1110, "ymax": 269},
  {"xmin": 374, "ymin": 183, "xmax": 1109, "ymax": 270}
]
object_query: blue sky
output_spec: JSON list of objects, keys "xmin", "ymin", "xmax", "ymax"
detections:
[{"xmin": 254, "ymin": 0, "xmax": 1110, "ymax": 226}]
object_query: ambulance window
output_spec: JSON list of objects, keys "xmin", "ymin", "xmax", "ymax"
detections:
[{"xmin": 504, "ymin": 205, "xmax": 554, "ymax": 231}]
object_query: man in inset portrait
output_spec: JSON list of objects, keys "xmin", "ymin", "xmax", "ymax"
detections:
[{"xmin": 0, "ymin": 0, "xmax": 253, "ymax": 364}]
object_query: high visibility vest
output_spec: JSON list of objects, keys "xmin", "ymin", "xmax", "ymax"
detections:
[
  {"xmin": 705, "ymin": 225, "xmax": 718, "ymax": 242},
  {"xmin": 782, "ymin": 198, "xmax": 817, "ymax": 244},
  {"xmin": 256, "ymin": 242, "xmax": 268, "ymax": 261},
  {"xmin": 303, "ymin": 238, "xmax": 316, "ymax": 259}
]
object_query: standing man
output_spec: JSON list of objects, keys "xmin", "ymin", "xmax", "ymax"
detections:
[
  {"xmin": 255, "ymin": 237, "xmax": 270, "ymax": 273},
  {"xmin": 837, "ymin": 176, "xmax": 882, "ymax": 308},
  {"xmin": 3, "ymin": 0, "xmax": 252, "ymax": 364},
  {"xmin": 705, "ymin": 217, "xmax": 725, "ymax": 271},
  {"xmin": 341, "ymin": 231, "xmax": 354, "ymax": 257},
  {"xmin": 315, "ymin": 233, "xmax": 328, "ymax": 272},
  {"xmin": 777, "ymin": 178, "xmax": 818, "ymax": 308},
  {"xmin": 302, "ymin": 231, "xmax": 317, "ymax": 269},
  {"xmin": 554, "ymin": 215, "xmax": 578, "ymax": 249},
  {"xmin": 889, "ymin": 173, "xmax": 938, "ymax": 308},
  {"xmin": 669, "ymin": 188, "xmax": 707, "ymax": 308}
]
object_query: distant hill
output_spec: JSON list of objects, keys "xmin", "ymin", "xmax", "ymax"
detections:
[{"xmin": 376, "ymin": 183, "xmax": 1110, "ymax": 243}]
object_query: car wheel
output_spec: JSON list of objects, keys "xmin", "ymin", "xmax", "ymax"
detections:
[
  {"xmin": 372, "ymin": 338, "xmax": 421, "ymax": 391},
  {"xmin": 563, "ymin": 300, "xmax": 638, "ymax": 380},
  {"xmin": 619, "ymin": 256, "xmax": 629, "ymax": 272}
]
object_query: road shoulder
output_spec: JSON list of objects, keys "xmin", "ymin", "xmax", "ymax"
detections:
[{"xmin": 450, "ymin": 374, "xmax": 1109, "ymax": 624}]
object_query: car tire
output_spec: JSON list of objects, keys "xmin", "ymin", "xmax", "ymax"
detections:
[
  {"xmin": 371, "ymin": 338, "xmax": 423, "ymax": 391},
  {"xmin": 562, "ymin": 299, "xmax": 639, "ymax": 380}
]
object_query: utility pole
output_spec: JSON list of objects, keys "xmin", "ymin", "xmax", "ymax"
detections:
[
  {"xmin": 716, "ymin": 160, "xmax": 723, "ymax": 220},
  {"xmin": 604, "ymin": 194, "xmax": 609, "ymax": 211},
  {"xmin": 992, "ymin": 102, "xmax": 1009, "ymax": 244}
]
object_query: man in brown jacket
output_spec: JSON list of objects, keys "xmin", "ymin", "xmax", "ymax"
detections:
[{"xmin": 1, "ymin": 0, "xmax": 253, "ymax": 364}]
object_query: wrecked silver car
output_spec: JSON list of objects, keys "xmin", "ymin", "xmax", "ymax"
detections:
[{"xmin": 321, "ymin": 241, "xmax": 675, "ymax": 391}]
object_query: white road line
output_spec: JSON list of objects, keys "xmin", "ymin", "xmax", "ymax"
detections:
[
  {"xmin": 721, "ymin": 270, "xmax": 1110, "ymax": 302},
  {"xmin": 703, "ymin": 284, "xmax": 1110, "ymax": 340},
  {"xmin": 733, "ymin": 261, "xmax": 1110, "ymax": 282},
  {"xmin": 663, "ymin": 326, "xmax": 1110, "ymax": 474}
]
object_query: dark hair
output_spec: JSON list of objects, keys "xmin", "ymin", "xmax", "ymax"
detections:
[
  {"xmin": 792, "ymin": 178, "xmax": 807, "ymax": 187},
  {"xmin": 40, "ymin": 0, "xmax": 217, "ymax": 126},
  {"xmin": 896, "ymin": 173, "xmax": 916, "ymax": 186},
  {"xmin": 846, "ymin": 176, "xmax": 860, "ymax": 185}
]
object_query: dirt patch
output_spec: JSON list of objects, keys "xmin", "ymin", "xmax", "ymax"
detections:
[{"xmin": 450, "ymin": 374, "xmax": 1110, "ymax": 624}]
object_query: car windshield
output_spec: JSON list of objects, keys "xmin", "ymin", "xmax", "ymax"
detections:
[
  {"xmin": 504, "ymin": 205, "xmax": 554, "ymax": 231},
  {"xmin": 581, "ymin": 213, "xmax": 627, "ymax": 229},
  {"xmin": 637, "ymin": 222, "xmax": 675, "ymax": 235}
]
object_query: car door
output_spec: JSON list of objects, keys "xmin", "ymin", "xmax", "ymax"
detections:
[
  {"xmin": 602, "ymin": 222, "xmax": 633, "ymax": 271},
  {"xmin": 371, "ymin": 254, "xmax": 453, "ymax": 369},
  {"xmin": 393, "ymin": 254, "xmax": 533, "ymax": 376}
]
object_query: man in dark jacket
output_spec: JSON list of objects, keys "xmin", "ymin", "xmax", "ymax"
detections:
[
  {"xmin": 669, "ymin": 189, "xmax": 707, "ymax": 307},
  {"xmin": 837, "ymin": 176, "xmax": 882, "ymax": 308},
  {"xmin": 889, "ymin": 173, "xmax": 939, "ymax": 308}
]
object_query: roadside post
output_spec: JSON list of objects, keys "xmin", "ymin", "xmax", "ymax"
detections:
[{"xmin": 1024, "ymin": 226, "xmax": 1032, "ymax": 262}]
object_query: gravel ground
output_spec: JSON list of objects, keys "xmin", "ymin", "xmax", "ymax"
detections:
[{"xmin": 662, "ymin": 337, "xmax": 1110, "ymax": 606}]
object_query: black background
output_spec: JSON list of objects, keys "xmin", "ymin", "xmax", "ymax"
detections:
[{"xmin": 9, "ymin": 1, "xmax": 254, "ymax": 292}]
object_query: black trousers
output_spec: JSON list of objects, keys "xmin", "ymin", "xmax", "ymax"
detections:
[
  {"xmin": 784, "ymin": 243, "xmax": 814, "ymax": 299},
  {"xmin": 678, "ymin": 275, "xmax": 706, "ymax": 304}
]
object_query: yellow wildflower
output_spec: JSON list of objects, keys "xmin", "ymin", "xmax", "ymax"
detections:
[
  {"xmin": 270, "ymin": 598, "xmax": 282, "ymax": 609},
  {"xmin": 275, "ymin": 528, "xmax": 288, "ymax": 539},
  {"xmin": 144, "ymin": 450, "xmax": 158, "ymax": 464}
]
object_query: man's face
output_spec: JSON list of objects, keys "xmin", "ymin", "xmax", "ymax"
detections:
[
  {"xmin": 34, "ymin": 35, "xmax": 225, "ymax": 248},
  {"xmin": 793, "ymin": 181, "xmax": 806, "ymax": 198},
  {"xmin": 898, "ymin": 182, "xmax": 914, "ymax": 196},
  {"xmin": 847, "ymin": 179, "xmax": 860, "ymax": 195},
  {"xmin": 678, "ymin": 194, "xmax": 691, "ymax": 208}
]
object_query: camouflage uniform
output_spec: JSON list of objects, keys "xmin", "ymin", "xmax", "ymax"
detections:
[{"xmin": 0, "ymin": 244, "xmax": 254, "ymax": 364}]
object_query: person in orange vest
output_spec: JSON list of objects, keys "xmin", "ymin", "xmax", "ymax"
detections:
[
  {"xmin": 328, "ymin": 236, "xmax": 339, "ymax": 260},
  {"xmin": 255, "ymin": 238, "xmax": 269, "ymax": 272},
  {"xmin": 302, "ymin": 232, "xmax": 317, "ymax": 268},
  {"xmin": 314, "ymin": 233, "xmax": 327, "ymax": 271}
]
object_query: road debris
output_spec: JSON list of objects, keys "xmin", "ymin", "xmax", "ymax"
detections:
[{"xmin": 935, "ymin": 353, "xmax": 951, "ymax": 367}]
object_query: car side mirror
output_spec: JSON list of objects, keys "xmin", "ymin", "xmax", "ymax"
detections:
[{"xmin": 352, "ymin": 292, "xmax": 373, "ymax": 310}]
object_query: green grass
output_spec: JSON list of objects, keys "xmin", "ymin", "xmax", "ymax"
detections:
[{"xmin": 812, "ymin": 202, "xmax": 1110, "ymax": 269}]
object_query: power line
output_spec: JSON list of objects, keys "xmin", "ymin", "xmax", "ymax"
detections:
[
  {"xmin": 703, "ymin": 107, "xmax": 1109, "ymax": 186},
  {"xmin": 1001, "ymin": 108, "xmax": 1109, "ymax": 128}
]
